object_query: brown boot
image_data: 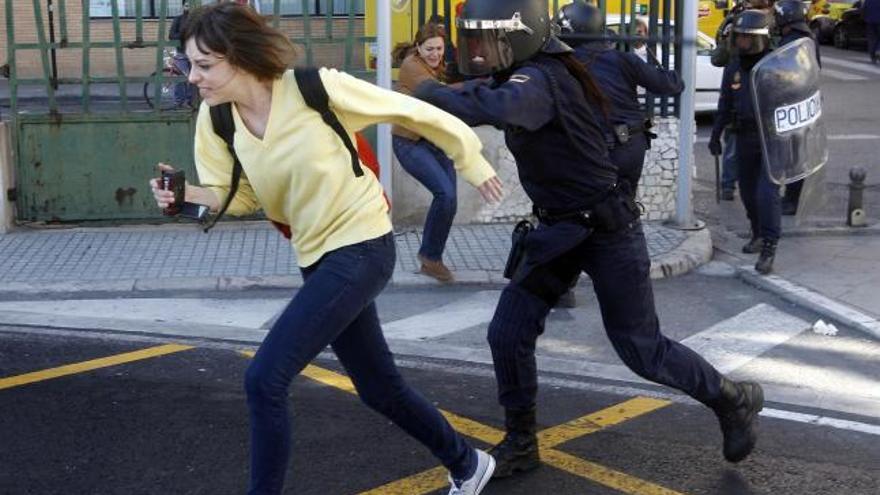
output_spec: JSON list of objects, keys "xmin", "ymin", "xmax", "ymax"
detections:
[{"xmin": 418, "ymin": 255, "xmax": 454, "ymax": 282}]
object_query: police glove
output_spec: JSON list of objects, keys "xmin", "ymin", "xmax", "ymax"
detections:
[{"xmin": 708, "ymin": 136, "xmax": 723, "ymax": 156}]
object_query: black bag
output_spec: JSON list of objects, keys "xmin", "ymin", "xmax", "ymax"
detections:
[{"xmin": 503, "ymin": 219, "xmax": 534, "ymax": 279}]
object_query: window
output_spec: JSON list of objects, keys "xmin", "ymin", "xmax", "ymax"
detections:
[
  {"xmin": 255, "ymin": 0, "xmax": 365, "ymax": 16},
  {"xmin": 90, "ymin": 1, "xmax": 190, "ymax": 18},
  {"xmin": 89, "ymin": 1, "xmax": 364, "ymax": 19}
]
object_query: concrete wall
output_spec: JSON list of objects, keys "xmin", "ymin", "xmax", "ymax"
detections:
[
  {"xmin": 391, "ymin": 117, "xmax": 682, "ymax": 226},
  {"xmin": 0, "ymin": 122, "xmax": 14, "ymax": 233}
]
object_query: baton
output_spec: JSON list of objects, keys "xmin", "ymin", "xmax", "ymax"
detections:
[{"xmin": 714, "ymin": 154, "xmax": 721, "ymax": 204}]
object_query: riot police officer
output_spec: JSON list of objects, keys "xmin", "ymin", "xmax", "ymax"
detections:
[
  {"xmin": 774, "ymin": 0, "xmax": 821, "ymax": 215},
  {"xmin": 554, "ymin": 0, "xmax": 683, "ymax": 196},
  {"xmin": 416, "ymin": 0, "xmax": 765, "ymax": 478},
  {"xmin": 709, "ymin": 9, "xmax": 779, "ymax": 273}
]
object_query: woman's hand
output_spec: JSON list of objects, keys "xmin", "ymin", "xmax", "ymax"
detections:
[
  {"xmin": 149, "ymin": 163, "xmax": 221, "ymax": 212},
  {"xmin": 476, "ymin": 175, "xmax": 504, "ymax": 204},
  {"xmin": 149, "ymin": 163, "xmax": 178, "ymax": 210}
]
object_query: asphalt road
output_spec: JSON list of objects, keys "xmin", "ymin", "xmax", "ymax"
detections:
[{"xmin": 2, "ymin": 272, "xmax": 879, "ymax": 495}]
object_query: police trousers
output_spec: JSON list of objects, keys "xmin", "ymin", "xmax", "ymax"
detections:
[
  {"xmin": 736, "ymin": 130, "xmax": 781, "ymax": 241},
  {"xmin": 487, "ymin": 222, "xmax": 723, "ymax": 410},
  {"xmin": 610, "ymin": 132, "xmax": 649, "ymax": 196}
]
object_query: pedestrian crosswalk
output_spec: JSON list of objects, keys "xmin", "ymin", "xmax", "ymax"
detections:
[
  {"xmin": 821, "ymin": 54, "xmax": 880, "ymax": 81},
  {"xmin": 0, "ymin": 288, "xmax": 878, "ymax": 420}
]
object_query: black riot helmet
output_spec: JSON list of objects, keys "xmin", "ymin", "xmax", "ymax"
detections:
[
  {"xmin": 455, "ymin": 0, "xmax": 556, "ymax": 76},
  {"xmin": 731, "ymin": 9, "xmax": 771, "ymax": 56},
  {"xmin": 773, "ymin": 0, "xmax": 808, "ymax": 30},
  {"xmin": 554, "ymin": 0, "xmax": 603, "ymax": 44}
]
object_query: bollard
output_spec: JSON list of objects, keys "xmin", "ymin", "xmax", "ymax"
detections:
[{"xmin": 847, "ymin": 166, "xmax": 867, "ymax": 227}]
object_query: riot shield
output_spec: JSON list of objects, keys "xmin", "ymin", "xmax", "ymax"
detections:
[{"xmin": 750, "ymin": 37, "xmax": 828, "ymax": 186}]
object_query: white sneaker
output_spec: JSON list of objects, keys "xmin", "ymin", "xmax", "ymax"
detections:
[{"xmin": 448, "ymin": 449, "xmax": 495, "ymax": 495}]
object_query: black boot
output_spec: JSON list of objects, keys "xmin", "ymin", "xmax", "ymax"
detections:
[
  {"xmin": 489, "ymin": 407, "xmax": 540, "ymax": 478},
  {"xmin": 741, "ymin": 236, "xmax": 762, "ymax": 254},
  {"xmin": 710, "ymin": 377, "xmax": 764, "ymax": 463},
  {"xmin": 755, "ymin": 239, "xmax": 777, "ymax": 275}
]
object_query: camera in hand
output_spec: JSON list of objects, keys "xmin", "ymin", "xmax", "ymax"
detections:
[
  {"xmin": 161, "ymin": 170, "xmax": 186, "ymax": 216},
  {"xmin": 160, "ymin": 169, "xmax": 209, "ymax": 221}
]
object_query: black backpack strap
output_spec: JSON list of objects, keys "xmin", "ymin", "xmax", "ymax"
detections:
[
  {"xmin": 203, "ymin": 102, "xmax": 243, "ymax": 233},
  {"xmin": 294, "ymin": 67, "xmax": 363, "ymax": 177}
]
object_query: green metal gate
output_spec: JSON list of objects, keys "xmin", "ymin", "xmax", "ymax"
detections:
[{"xmin": 4, "ymin": 0, "xmax": 372, "ymax": 223}]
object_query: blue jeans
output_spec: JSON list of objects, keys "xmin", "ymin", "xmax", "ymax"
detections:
[
  {"xmin": 244, "ymin": 233, "xmax": 474, "ymax": 494},
  {"xmin": 488, "ymin": 223, "xmax": 723, "ymax": 410},
  {"xmin": 737, "ymin": 131, "xmax": 781, "ymax": 241},
  {"xmin": 392, "ymin": 135, "xmax": 457, "ymax": 261},
  {"xmin": 721, "ymin": 131, "xmax": 738, "ymax": 191}
]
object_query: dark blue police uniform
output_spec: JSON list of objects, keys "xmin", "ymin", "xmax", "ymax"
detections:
[
  {"xmin": 573, "ymin": 43, "xmax": 683, "ymax": 194},
  {"xmin": 712, "ymin": 55, "xmax": 781, "ymax": 242},
  {"xmin": 419, "ymin": 53, "xmax": 723, "ymax": 411}
]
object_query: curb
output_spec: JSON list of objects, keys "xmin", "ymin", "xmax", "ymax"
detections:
[
  {"xmin": 737, "ymin": 266, "xmax": 880, "ymax": 341},
  {"xmin": 649, "ymin": 227, "xmax": 713, "ymax": 279}
]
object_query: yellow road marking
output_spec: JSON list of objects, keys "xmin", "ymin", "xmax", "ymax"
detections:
[
  {"xmin": 237, "ymin": 353, "xmax": 682, "ymax": 495},
  {"xmin": 542, "ymin": 449, "xmax": 686, "ymax": 495},
  {"xmin": 0, "ymin": 344, "xmax": 194, "ymax": 391},
  {"xmin": 359, "ymin": 466, "xmax": 448, "ymax": 495},
  {"xmin": 538, "ymin": 396, "xmax": 671, "ymax": 448}
]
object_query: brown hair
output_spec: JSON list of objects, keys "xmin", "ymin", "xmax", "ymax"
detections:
[
  {"xmin": 183, "ymin": 3, "xmax": 297, "ymax": 82},
  {"xmin": 392, "ymin": 21, "xmax": 447, "ymax": 68}
]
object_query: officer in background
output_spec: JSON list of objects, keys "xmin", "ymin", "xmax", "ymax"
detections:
[
  {"xmin": 416, "ymin": 0, "xmax": 765, "ymax": 478},
  {"xmin": 774, "ymin": 0, "xmax": 820, "ymax": 215},
  {"xmin": 712, "ymin": 0, "xmax": 775, "ymax": 201},
  {"xmin": 554, "ymin": 0, "xmax": 683, "ymax": 196},
  {"xmin": 552, "ymin": 1, "xmax": 683, "ymax": 309},
  {"xmin": 709, "ymin": 9, "xmax": 780, "ymax": 274}
]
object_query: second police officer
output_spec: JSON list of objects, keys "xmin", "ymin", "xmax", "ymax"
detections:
[
  {"xmin": 554, "ymin": 0, "xmax": 683, "ymax": 196},
  {"xmin": 709, "ymin": 9, "xmax": 780, "ymax": 274},
  {"xmin": 416, "ymin": 0, "xmax": 765, "ymax": 479}
]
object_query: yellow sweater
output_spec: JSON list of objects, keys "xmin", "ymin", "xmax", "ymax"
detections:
[{"xmin": 194, "ymin": 68, "xmax": 496, "ymax": 267}]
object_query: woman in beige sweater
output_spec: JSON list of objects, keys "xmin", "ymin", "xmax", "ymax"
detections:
[{"xmin": 392, "ymin": 22, "xmax": 462, "ymax": 282}]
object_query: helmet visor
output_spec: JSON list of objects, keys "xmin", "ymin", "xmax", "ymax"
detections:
[
  {"xmin": 456, "ymin": 27, "xmax": 516, "ymax": 75},
  {"xmin": 732, "ymin": 32, "xmax": 768, "ymax": 55},
  {"xmin": 455, "ymin": 14, "xmax": 534, "ymax": 76}
]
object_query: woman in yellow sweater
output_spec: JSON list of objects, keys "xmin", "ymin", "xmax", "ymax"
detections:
[
  {"xmin": 148, "ymin": 4, "xmax": 502, "ymax": 495},
  {"xmin": 392, "ymin": 22, "xmax": 461, "ymax": 282}
]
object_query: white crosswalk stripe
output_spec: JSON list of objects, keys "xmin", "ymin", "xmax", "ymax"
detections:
[
  {"xmin": 821, "ymin": 55, "xmax": 880, "ymax": 76},
  {"xmin": 821, "ymin": 67, "xmax": 868, "ymax": 81},
  {"xmin": 680, "ymin": 303, "xmax": 808, "ymax": 373},
  {"xmin": 820, "ymin": 55, "xmax": 880, "ymax": 80},
  {"xmin": 1, "ymin": 294, "xmax": 878, "ymax": 420}
]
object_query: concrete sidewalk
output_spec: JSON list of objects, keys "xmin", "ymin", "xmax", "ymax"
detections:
[
  {"xmin": 0, "ymin": 220, "xmax": 711, "ymax": 294},
  {"xmin": 702, "ymin": 188, "xmax": 880, "ymax": 339}
]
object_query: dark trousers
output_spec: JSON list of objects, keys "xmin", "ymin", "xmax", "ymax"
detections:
[
  {"xmin": 867, "ymin": 22, "xmax": 880, "ymax": 60},
  {"xmin": 245, "ymin": 233, "xmax": 473, "ymax": 494},
  {"xmin": 487, "ymin": 223, "xmax": 724, "ymax": 411},
  {"xmin": 392, "ymin": 135, "xmax": 458, "ymax": 261},
  {"xmin": 736, "ymin": 130, "xmax": 781, "ymax": 241},
  {"xmin": 610, "ymin": 132, "xmax": 649, "ymax": 196}
]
